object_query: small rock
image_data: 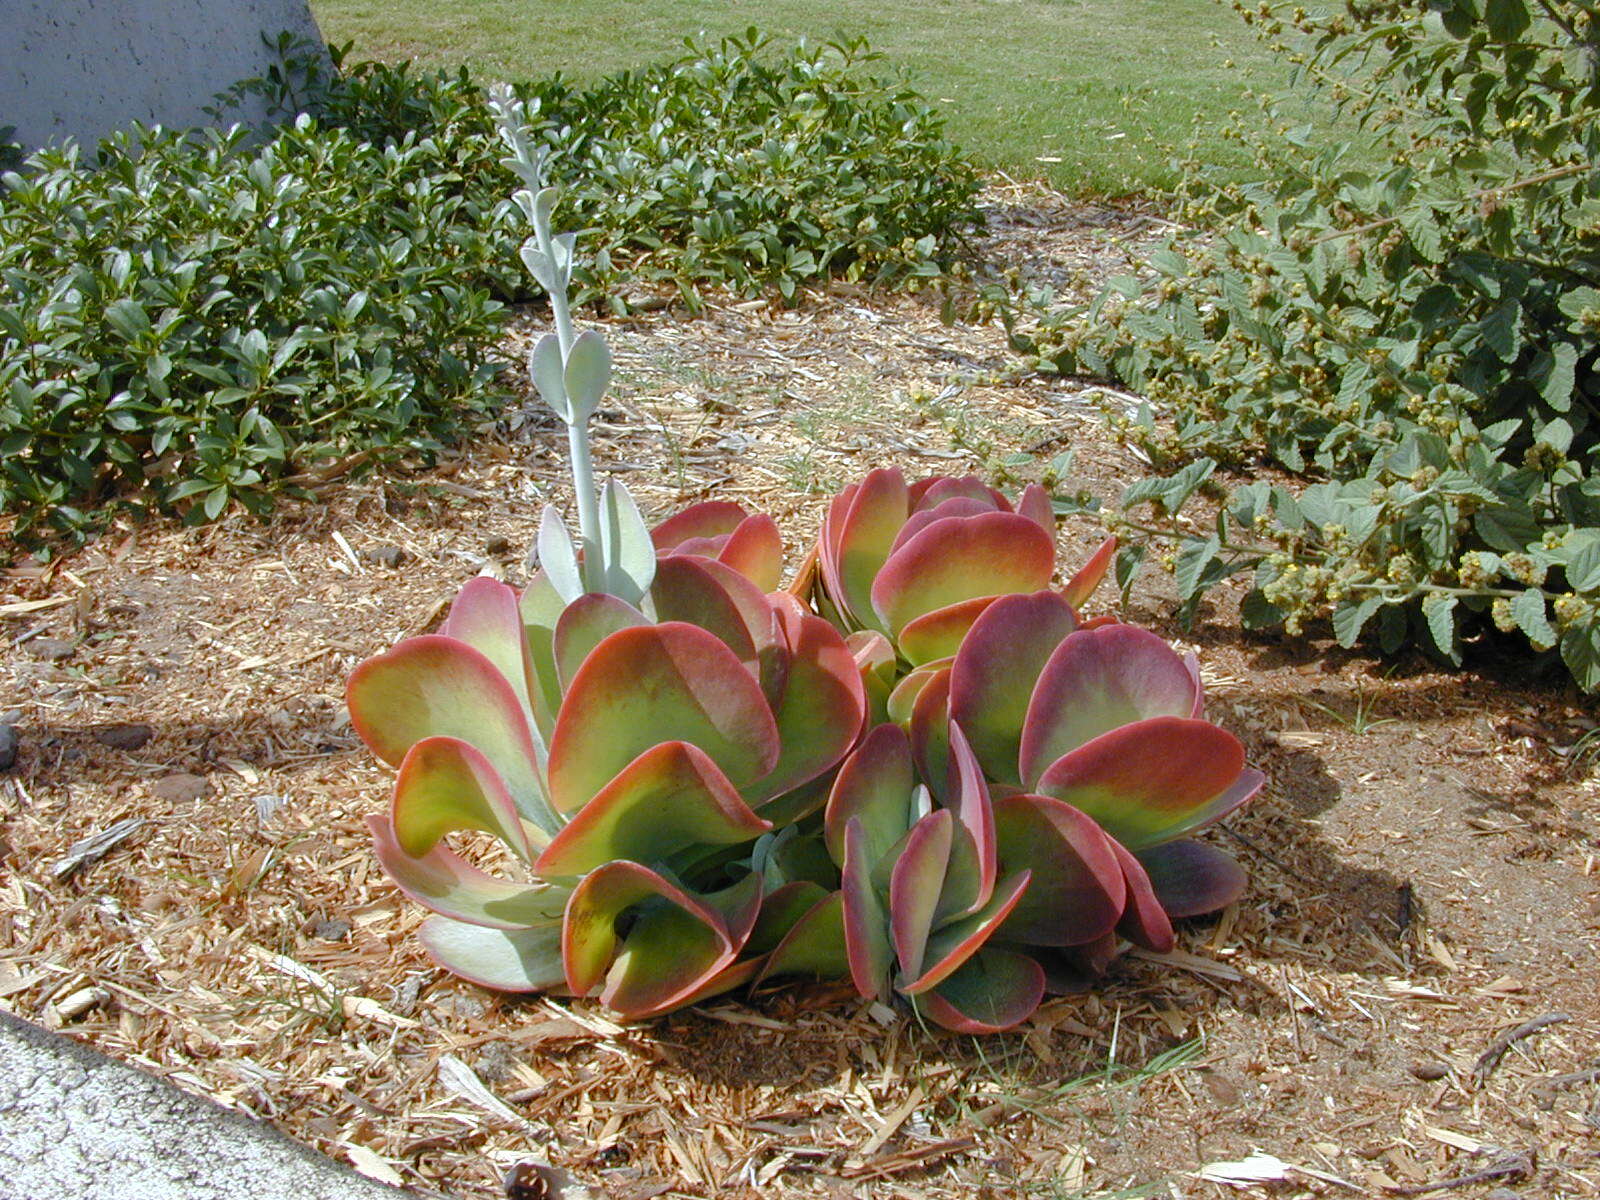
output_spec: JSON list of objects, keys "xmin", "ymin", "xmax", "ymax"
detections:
[
  {"xmin": 1410, "ymin": 1060, "xmax": 1450, "ymax": 1081},
  {"xmin": 485, "ymin": 535, "xmax": 513, "ymax": 557},
  {"xmin": 474, "ymin": 1039, "xmax": 519, "ymax": 1083},
  {"xmin": 28, "ymin": 637, "xmax": 76, "ymax": 661},
  {"xmin": 0, "ymin": 724, "xmax": 17, "ymax": 772},
  {"xmin": 151, "ymin": 773, "xmax": 210, "ymax": 803},
  {"xmin": 363, "ymin": 545, "xmax": 406, "ymax": 569},
  {"xmin": 95, "ymin": 723, "xmax": 153, "ymax": 751},
  {"xmin": 311, "ymin": 917, "xmax": 351, "ymax": 942}
]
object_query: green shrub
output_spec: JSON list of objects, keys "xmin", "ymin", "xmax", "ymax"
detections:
[
  {"xmin": 0, "ymin": 122, "xmax": 508, "ymax": 536},
  {"xmin": 1022, "ymin": 0, "xmax": 1600, "ymax": 689},
  {"xmin": 1, "ymin": 33, "xmax": 983, "ymax": 539},
  {"xmin": 240, "ymin": 29, "xmax": 984, "ymax": 308}
]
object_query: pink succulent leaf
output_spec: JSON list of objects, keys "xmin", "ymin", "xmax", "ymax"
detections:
[
  {"xmin": 1110, "ymin": 838, "xmax": 1176, "ymax": 952},
  {"xmin": 1016, "ymin": 484, "xmax": 1056, "ymax": 536},
  {"xmin": 934, "ymin": 723, "xmax": 997, "ymax": 919},
  {"xmin": 347, "ymin": 634, "xmax": 556, "ymax": 832},
  {"xmin": 561, "ymin": 861, "xmax": 738, "ymax": 1016},
  {"xmin": 913, "ymin": 476, "xmax": 1008, "ymax": 510},
  {"xmin": 991, "ymin": 794, "xmax": 1126, "ymax": 946},
  {"xmin": 908, "ymin": 666, "xmax": 953, "ymax": 801},
  {"xmin": 417, "ymin": 914, "xmax": 568, "ymax": 992},
  {"xmin": 534, "ymin": 741, "xmax": 772, "ymax": 878},
  {"xmin": 667, "ymin": 957, "xmax": 765, "ymax": 1012},
  {"xmin": 443, "ymin": 577, "xmax": 539, "ymax": 729},
  {"xmin": 830, "ymin": 468, "xmax": 911, "ymax": 632},
  {"xmin": 816, "ymin": 485, "xmax": 857, "ymax": 619},
  {"xmin": 841, "ymin": 819, "xmax": 894, "ymax": 1001},
  {"xmin": 898, "ymin": 595, "xmax": 1000, "ymax": 667},
  {"xmin": 870, "ymin": 511, "xmax": 1055, "ymax": 637},
  {"xmin": 747, "ymin": 610, "xmax": 866, "ymax": 806},
  {"xmin": 949, "ymin": 591, "xmax": 1080, "ymax": 785},
  {"xmin": 1019, "ymin": 625, "xmax": 1204, "ymax": 788},
  {"xmin": 898, "ymin": 868, "xmax": 1030, "ymax": 996},
  {"xmin": 649, "ymin": 555, "xmax": 762, "ymax": 678},
  {"xmin": 824, "ymin": 723, "xmax": 916, "ymax": 867},
  {"xmin": 918, "ymin": 947, "xmax": 1046, "ymax": 1033},
  {"xmin": 889, "ymin": 809, "xmax": 954, "ymax": 982},
  {"xmin": 746, "ymin": 880, "xmax": 833, "ymax": 956},
  {"xmin": 391, "ymin": 735, "xmax": 535, "ymax": 863},
  {"xmin": 847, "ymin": 629, "xmax": 897, "ymax": 726},
  {"xmin": 370, "ymin": 815, "xmax": 561, "ymax": 931},
  {"xmin": 547, "ymin": 622, "xmax": 780, "ymax": 815},
  {"xmin": 886, "ymin": 658, "xmax": 952, "ymax": 726},
  {"xmin": 1183, "ymin": 652, "xmax": 1205, "ymax": 717},
  {"xmin": 650, "ymin": 500, "xmax": 747, "ymax": 551},
  {"xmin": 718, "ymin": 514, "xmax": 785, "ymax": 591},
  {"xmin": 1034, "ymin": 718, "xmax": 1258, "ymax": 851},
  {"xmin": 1135, "ymin": 839, "xmax": 1248, "ymax": 918},
  {"xmin": 887, "ymin": 497, "xmax": 996, "ymax": 556},
  {"xmin": 552, "ymin": 593, "xmax": 650, "ymax": 690},
  {"xmin": 1061, "ymin": 535, "xmax": 1118, "ymax": 609},
  {"xmin": 756, "ymin": 889, "xmax": 850, "ymax": 983}
]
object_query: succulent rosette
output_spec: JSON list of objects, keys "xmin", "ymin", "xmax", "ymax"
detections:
[{"xmin": 347, "ymin": 527, "xmax": 867, "ymax": 1019}]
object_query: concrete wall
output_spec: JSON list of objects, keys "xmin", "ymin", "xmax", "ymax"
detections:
[{"xmin": 2, "ymin": 0, "xmax": 326, "ymax": 152}]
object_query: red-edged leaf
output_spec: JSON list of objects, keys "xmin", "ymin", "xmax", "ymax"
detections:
[
  {"xmin": 756, "ymin": 890, "xmax": 849, "ymax": 982},
  {"xmin": 848, "ymin": 629, "xmax": 897, "ymax": 727},
  {"xmin": 552, "ymin": 592, "xmax": 649, "ymax": 689},
  {"xmin": 824, "ymin": 723, "xmax": 915, "ymax": 866},
  {"xmin": 841, "ymin": 819, "xmax": 893, "ymax": 1000},
  {"xmin": 517, "ymin": 571, "xmax": 567, "ymax": 741},
  {"xmin": 370, "ymin": 815, "xmax": 560, "ymax": 930},
  {"xmin": 1019, "ymin": 625, "xmax": 1202, "ymax": 788},
  {"xmin": 747, "ymin": 881, "xmax": 832, "ymax": 954},
  {"xmin": 562, "ymin": 862, "xmax": 739, "ymax": 1017},
  {"xmin": 908, "ymin": 666, "xmax": 953, "ymax": 801},
  {"xmin": 548, "ymin": 622, "xmax": 780, "ymax": 814},
  {"xmin": 914, "ymin": 476, "xmax": 1006, "ymax": 510},
  {"xmin": 897, "ymin": 595, "xmax": 999, "ymax": 667},
  {"xmin": 1110, "ymin": 839, "xmax": 1175, "ymax": 952},
  {"xmin": 886, "ymin": 658, "xmax": 952, "ymax": 726},
  {"xmin": 391, "ymin": 735, "xmax": 535, "ymax": 862},
  {"xmin": 991, "ymin": 794, "xmax": 1125, "ymax": 946},
  {"xmin": 1016, "ymin": 484, "xmax": 1055, "ymax": 536},
  {"xmin": 1061, "ymin": 535, "xmax": 1118, "ymax": 609},
  {"xmin": 899, "ymin": 869, "xmax": 1030, "ymax": 995},
  {"xmin": 1034, "ymin": 718, "xmax": 1259, "ymax": 850},
  {"xmin": 890, "ymin": 809, "xmax": 953, "ymax": 981},
  {"xmin": 649, "ymin": 555, "xmax": 761, "ymax": 677},
  {"xmin": 918, "ymin": 947, "xmax": 1045, "ymax": 1033},
  {"xmin": 830, "ymin": 468, "xmax": 910, "ymax": 632},
  {"xmin": 871, "ymin": 511, "xmax": 1055, "ymax": 636},
  {"xmin": 749, "ymin": 609, "xmax": 866, "ymax": 805},
  {"xmin": 1136, "ymin": 839, "xmax": 1247, "ymax": 918},
  {"xmin": 443, "ymin": 577, "xmax": 538, "ymax": 724},
  {"xmin": 347, "ymin": 634, "xmax": 554, "ymax": 830},
  {"xmin": 887, "ymin": 497, "xmax": 995, "ymax": 556},
  {"xmin": 718, "ymin": 514, "xmax": 784, "ymax": 591},
  {"xmin": 651, "ymin": 500, "xmax": 746, "ymax": 551},
  {"xmin": 949, "ymin": 591, "xmax": 1080, "ymax": 784},
  {"xmin": 535, "ymin": 741, "xmax": 771, "ymax": 877},
  {"xmin": 417, "ymin": 914, "xmax": 567, "ymax": 992},
  {"xmin": 936, "ymin": 722, "xmax": 997, "ymax": 919}
]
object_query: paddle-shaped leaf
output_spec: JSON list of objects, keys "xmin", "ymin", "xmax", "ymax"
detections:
[
  {"xmin": 1135, "ymin": 839, "xmax": 1248, "ymax": 918},
  {"xmin": 442, "ymin": 577, "xmax": 539, "ymax": 731},
  {"xmin": 919, "ymin": 947, "xmax": 1046, "ymax": 1033},
  {"xmin": 1109, "ymin": 839, "xmax": 1175, "ymax": 952},
  {"xmin": 390, "ymin": 735, "xmax": 535, "ymax": 861},
  {"xmin": 552, "ymin": 593, "xmax": 650, "ymax": 689},
  {"xmin": 749, "ymin": 607, "xmax": 865, "ymax": 804},
  {"xmin": 547, "ymin": 622, "xmax": 780, "ymax": 814},
  {"xmin": 371, "ymin": 815, "xmax": 557, "ymax": 930},
  {"xmin": 949, "ymin": 591, "xmax": 1080, "ymax": 784},
  {"xmin": 991, "ymin": 794, "xmax": 1125, "ymax": 946},
  {"xmin": 889, "ymin": 809, "xmax": 953, "ymax": 981},
  {"xmin": 871, "ymin": 511, "xmax": 1054, "ymax": 636},
  {"xmin": 1019, "ymin": 625, "xmax": 1202, "ymax": 788},
  {"xmin": 841, "ymin": 819, "xmax": 893, "ymax": 1001},
  {"xmin": 1033, "ymin": 717, "xmax": 1259, "ymax": 850},
  {"xmin": 419, "ymin": 913, "xmax": 568, "ymax": 992},
  {"xmin": 563, "ymin": 329, "xmax": 611, "ymax": 424},
  {"xmin": 828, "ymin": 468, "xmax": 909, "ymax": 632},
  {"xmin": 824, "ymin": 723, "xmax": 915, "ymax": 866},
  {"xmin": 596, "ymin": 480, "xmax": 656, "ymax": 603},
  {"xmin": 534, "ymin": 741, "xmax": 771, "ymax": 877},
  {"xmin": 1062, "ymin": 535, "xmax": 1117, "ymax": 609}
]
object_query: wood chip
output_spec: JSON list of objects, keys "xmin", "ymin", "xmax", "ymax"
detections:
[{"xmin": 50, "ymin": 818, "xmax": 147, "ymax": 880}]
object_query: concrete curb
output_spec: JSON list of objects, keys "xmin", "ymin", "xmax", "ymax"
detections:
[{"xmin": 0, "ymin": 1008, "xmax": 415, "ymax": 1200}]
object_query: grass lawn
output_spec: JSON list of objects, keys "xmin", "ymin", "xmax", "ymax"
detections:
[{"xmin": 310, "ymin": 0, "xmax": 1287, "ymax": 197}]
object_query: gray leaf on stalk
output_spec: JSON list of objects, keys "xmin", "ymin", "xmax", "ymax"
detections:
[
  {"xmin": 519, "ymin": 240, "xmax": 560, "ymax": 294},
  {"xmin": 533, "ymin": 187, "xmax": 558, "ymax": 249},
  {"xmin": 528, "ymin": 333, "xmax": 569, "ymax": 422},
  {"xmin": 536, "ymin": 505, "xmax": 584, "ymax": 603},
  {"xmin": 562, "ymin": 330, "xmax": 611, "ymax": 424},
  {"xmin": 597, "ymin": 479, "xmax": 656, "ymax": 604}
]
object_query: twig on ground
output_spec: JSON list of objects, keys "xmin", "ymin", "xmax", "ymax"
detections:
[
  {"xmin": 1474, "ymin": 1013, "xmax": 1570, "ymax": 1085},
  {"xmin": 1388, "ymin": 1151, "xmax": 1534, "ymax": 1195}
]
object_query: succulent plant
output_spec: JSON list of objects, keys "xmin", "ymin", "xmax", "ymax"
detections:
[{"xmin": 347, "ymin": 94, "xmax": 1264, "ymax": 1033}]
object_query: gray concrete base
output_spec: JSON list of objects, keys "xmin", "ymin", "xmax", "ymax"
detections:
[{"xmin": 0, "ymin": 1009, "xmax": 412, "ymax": 1200}]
